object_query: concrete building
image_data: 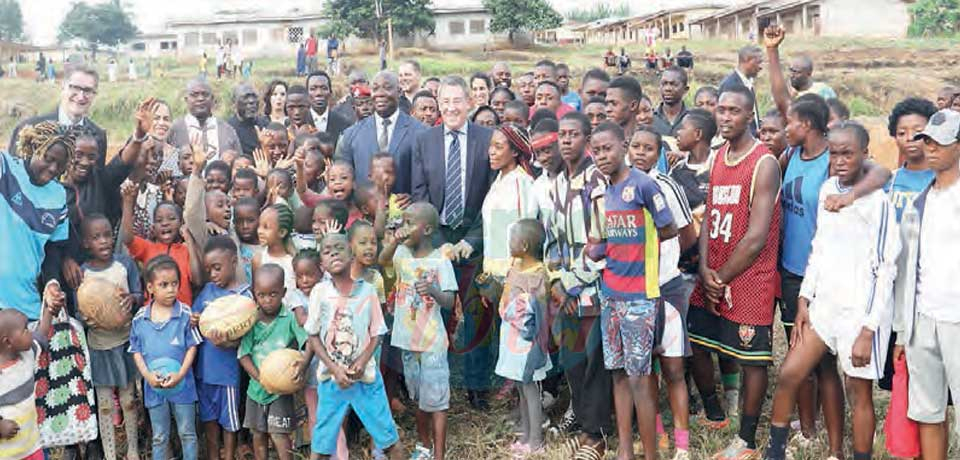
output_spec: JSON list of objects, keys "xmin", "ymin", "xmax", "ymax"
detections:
[
  {"xmin": 422, "ymin": 0, "xmax": 530, "ymax": 49},
  {"xmin": 165, "ymin": 8, "xmax": 326, "ymax": 58},
  {"xmin": 626, "ymin": 3, "xmax": 728, "ymax": 42},
  {"xmin": 127, "ymin": 33, "xmax": 180, "ymax": 58},
  {"xmin": 692, "ymin": 0, "xmax": 913, "ymax": 40}
]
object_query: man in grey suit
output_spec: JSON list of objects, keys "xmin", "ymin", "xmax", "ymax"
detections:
[
  {"xmin": 411, "ymin": 75, "xmax": 495, "ymax": 409},
  {"xmin": 335, "ymin": 70, "xmax": 426, "ymax": 194},
  {"xmin": 168, "ymin": 78, "xmax": 242, "ymax": 161}
]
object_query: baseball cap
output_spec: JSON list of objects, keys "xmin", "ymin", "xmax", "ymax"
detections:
[
  {"xmin": 914, "ymin": 109, "xmax": 960, "ymax": 146},
  {"xmin": 351, "ymin": 83, "xmax": 371, "ymax": 98}
]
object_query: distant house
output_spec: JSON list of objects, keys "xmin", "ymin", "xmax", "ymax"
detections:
[
  {"xmin": 534, "ymin": 24, "xmax": 586, "ymax": 46},
  {"xmin": 165, "ymin": 9, "xmax": 327, "ymax": 58},
  {"xmin": 626, "ymin": 3, "xmax": 728, "ymax": 42},
  {"xmin": 692, "ymin": 0, "xmax": 913, "ymax": 40},
  {"xmin": 422, "ymin": 0, "xmax": 530, "ymax": 49},
  {"xmin": 127, "ymin": 33, "xmax": 179, "ymax": 57}
]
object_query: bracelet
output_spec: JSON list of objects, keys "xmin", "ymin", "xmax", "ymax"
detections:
[{"xmin": 131, "ymin": 133, "xmax": 149, "ymax": 144}]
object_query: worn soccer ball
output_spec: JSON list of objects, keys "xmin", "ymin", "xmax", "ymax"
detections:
[
  {"xmin": 198, "ymin": 295, "xmax": 257, "ymax": 342},
  {"xmin": 259, "ymin": 349, "xmax": 306, "ymax": 395},
  {"xmin": 76, "ymin": 277, "xmax": 129, "ymax": 330}
]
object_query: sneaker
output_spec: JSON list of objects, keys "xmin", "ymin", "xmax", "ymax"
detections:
[
  {"xmin": 556, "ymin": 402, "xmax": 579, "ymax": 434},
  {"xmin": 711, "ymin": 437, "xmax": 758, "ymax": 460},
  {"xmin": 672, "ymin": 450, "xmax": 691, "ymax": 460},
  {"xmin": 724, "ymin": 389, "xmax": 740, "ymax": 418},
  {"xmin": 409, "ymin": 443, "xmax": 433, "ymax": 460},
  {"xmin": 701, "ymin": 417, "xmax": 731, "ymax": 430},
  {"xmin": 541, "ymin": 390, "xmax": 557, "ymax": 411}
]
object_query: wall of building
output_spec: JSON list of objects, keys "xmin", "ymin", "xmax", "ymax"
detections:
[
  {"xmin": 169, "ymin": 18, "xmax": 324, "ymax": 58},
  {"xmin": 821, "ymin": 0, "xmax": 910, "ymax": 37},
  {"xmin": 427, "ymin": 12, "xmax": 493, "ymax": 48}
]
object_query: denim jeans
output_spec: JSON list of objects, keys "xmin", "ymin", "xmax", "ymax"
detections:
[{"xmin": 148, "ymin": 402, "xmax": 198, "ymax": 460}]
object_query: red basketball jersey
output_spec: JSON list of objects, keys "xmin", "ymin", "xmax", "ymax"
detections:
[{"xmin": 690, "ymin": 141, "xmax": 781, "ymax": 326}]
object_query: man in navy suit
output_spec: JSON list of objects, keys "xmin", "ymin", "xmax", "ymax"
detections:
[
  {"xmin": 411, "ymin": 75, "xmax": 495, "ymax": 408},
  {"xmin": 719, "ymin": 45, "xmax": 763, "ymax": 130},
  {"xmin": 335, "ymin": 71, "xmax": 426, "ymax": 194}
]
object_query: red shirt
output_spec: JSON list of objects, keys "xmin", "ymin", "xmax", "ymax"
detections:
[
  {"xmin": 305, "ymin": 37, "xmax": 318, "ymax": 56},
  {"xmin": 690, "ymin": 141, "xmax": 781, "ymax": 325},
  {"xmin": 127, "ymin": 237, "xmax": 194, "ymax": 304}
]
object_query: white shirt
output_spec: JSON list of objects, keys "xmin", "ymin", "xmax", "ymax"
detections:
[
  {"xmin": 58, "ymin": 106, "xmax": 86, "ymax": 127},
  {"xmin": 311, "ymin": 108, "xmax": 329, "ymax": 132},
  {"xmin": 649, "ymin": 169, "xmax": 692, "ymax": 285},
  {"xmin": 800, "ymin": 177, "xmax": 901, "ymax": 331},
  {"xmin": 916, "ymin": 179, "xmax": 960, "ymax": 322},
  {"xmin": 735, "ymin": 67, "xmax": 754, "ymax": 90},
  {"xmin": 441, "ymin": 123, "xmax": 469, "ymax": 226},
  {"xmin": 184, "ymin": 114, "xmax": 221, "ymax": 161},
  {"xmin": 375, "ymin": 110, "xmax": 400, "ymax": 149}
]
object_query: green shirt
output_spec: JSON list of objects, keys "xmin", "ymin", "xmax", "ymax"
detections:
[{"xmin": 238, "ymin": 307, "xmax": 307, "ymax": 404}]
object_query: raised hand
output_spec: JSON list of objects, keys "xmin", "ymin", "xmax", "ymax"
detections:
[
  {"xmin": 190, "ymin": 134, "xmax": 208, "ymax": 174},
  {"xmin": 253, "ymin": 148, "xmax": 271, "ymax": 178},
  {"xmin": 764, "ymin": 24, "xmax": 785, "ymax": 49},
  {"xmin": 135, "ymin": 97, "xmax": 159, "ymax": 139},
  {"xmin": 121, "ymin": 180, "xmax": 139, "ymax": 203}
]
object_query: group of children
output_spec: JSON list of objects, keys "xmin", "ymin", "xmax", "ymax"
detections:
[{"xmin": 5, "ymin": 26, "xmax": 960, "ymax": 460}]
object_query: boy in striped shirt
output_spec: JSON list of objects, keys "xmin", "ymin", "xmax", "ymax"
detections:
[
  {"xmin": 589, "ymin": 121, "xmax": 677, "ymax": 460},
  {"xmin": 0, "ymin": 283, "xmax": 61, "ymax": 460}
]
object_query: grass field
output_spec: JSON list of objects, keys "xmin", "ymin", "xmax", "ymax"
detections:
[{"xmin": 8, "ymin": 37, "xmax": 960, "ymax": 459}]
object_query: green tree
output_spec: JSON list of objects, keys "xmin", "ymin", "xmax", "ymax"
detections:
[
  {"xmin": 909, "ymin": 0, "xmax": 960, "ymax": 37},
  {"xmin": 0, "ymin": 0, "xmax": 24, "ymax": 41},
  {"xmin": 323, "ymin": 0, "xmax": 434, "ymax": 41},
  {"xmin": 58, "ymin": 0, "xmax": 138, "ymax": 57},
  {"xmin": 484, "ymin": 0, "xmax": 563, "ymax": 43}
]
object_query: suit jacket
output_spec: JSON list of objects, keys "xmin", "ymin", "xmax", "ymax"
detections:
[
  {"xmin": 309, "ymin": 108, "xmax": 352, "ymax": 146},
  {"xmin": 8, "ymin": 108, "xmax": 108, "ymax": 168},
  {"xmin": 719, "ymin": 70, "xmax": 760, "ymax": 130},
  {"xmin": 168, "ymin": 116, "xmax": 242, "ymax": 160},
  {"xmin": 335, "ymin": 111, "xmax": 426, "ymax": 194},
  {"xmin": 411, "ymin": 122, "xmax": 494, "ymax": 250}
]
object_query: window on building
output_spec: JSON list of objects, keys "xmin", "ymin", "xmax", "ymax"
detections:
[
  {"xmin": 469, "ymin": 19, "xmax": 485, "ymax": 34},
  {"xmin": 243, "ymin": 29, "xmax": 258, "ymax": 45},
  {"xmin": 679, "ymin": 22, "xmax": 685, "ymax": 32},
  {"xmin": 184, "ymin": 32, "xmax": 199, "ymax": 47},
  {"xmin": 288, "ymin": 26, "xmax": 304, "ymax": 43},
  {"xmin": 171, "ymin": 41, "xmax": 178, "ymax": 49},
  {"xmin": 132, "ymin": 42, "xmax": 146, "ymax": 51},
  {"xmin": 449, "ymin": 21, "xmax": 465, "ymax": 35},
  {"xmin": 222, "ymin": 31, "xmax": 239, "ymax": 46},
  {"xmin": 160, "ymin": 41, "xmax": 170, "ymax": 50},
  {"xmin": 202, "ymin": 32, "xmax": 218, "ymax": 45}
]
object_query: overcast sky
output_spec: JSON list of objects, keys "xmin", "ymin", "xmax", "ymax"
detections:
[{"xmin": 22, "ymin": 0, "xmax": 723, "ymax": 45}]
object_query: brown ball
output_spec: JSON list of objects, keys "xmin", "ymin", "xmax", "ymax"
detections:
[
  {"xmin": 198, "ymin": 295, "xmax": 257, "ymax": 342},
  {"xmin": 259, "ymin": 349, "xmax": 306, "ymax": 395},
  {"xmin": 77, "ymin": 277, "xmax": 129, "ymax": 330}
]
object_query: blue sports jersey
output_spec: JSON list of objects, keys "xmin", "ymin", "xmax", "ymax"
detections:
[
  {"xmin": 886, "ymin": 167, "xmax": 934, "ymax": 223},
  {"xmin": 0, "ymin": 152, "xmax": 69, "ymax": 319},
  {"xmin": 780, "ymin": 147, "xmax": 829, "ymax": 276},
  {"xmin": 129, "ymin": 301, "xmax": 203, "ymax": 408},
  {"xmin": 561, "ymin": 91, "xmax": 582, "ymax": 111},
  {"xmin": 601, "ymin": 168, "xmax": 675, "ymax": 300},
  {"xmin": 192, "ymin": 283, "xmax": 253, "ymax": 387}
]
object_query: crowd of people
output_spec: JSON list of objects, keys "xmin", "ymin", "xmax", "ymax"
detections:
[{"xmin": 2, "ymin": 24, "xmax": 960, "ymax": 460}]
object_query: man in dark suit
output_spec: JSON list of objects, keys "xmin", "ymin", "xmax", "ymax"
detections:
[
  {"xmin": 411, "ymin": 75, "xmax": 495, "ymax": 409},
  {"xmin": 719, "ymin": 45, "xmax": 763, "ymax": 130},
  {"xmin": 9, "ymin": 65, "xmax": 107, "ymax": 167},
  {"xmin": 226, "ymin": 82, "xmax": 268, "ymax": 155},
  {"xmin": 335, "ymin": 70, "xmax": 426, "ymax": 194},
  {"xmin": 306, "ymin": 70, "xmax": 351, "ymax": 144}
]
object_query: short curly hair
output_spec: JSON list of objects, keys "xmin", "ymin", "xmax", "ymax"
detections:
[{"xmin": 887, "ymin": 97, "xmax": 937, "ymax": 138}]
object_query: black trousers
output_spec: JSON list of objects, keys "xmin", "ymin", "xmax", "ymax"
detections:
[{"xmin": 558, "ymin": 312, "xmax": 613, "ymax": 438}]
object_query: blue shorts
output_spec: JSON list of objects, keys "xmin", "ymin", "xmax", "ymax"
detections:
[
  {"xmin": 601, "ymin": 297, "xmax": 656, "ymax": 377},
  {"xmin": 401, "ymin": 349, "xmax": 450, "ymax": 412},
  {"xmin": 197, "ymin": 382, "xmax": 241, "ymax": 432},
  {"xmin": 311, "ymin": 373, "xmax": 399, "ymax": 455}
]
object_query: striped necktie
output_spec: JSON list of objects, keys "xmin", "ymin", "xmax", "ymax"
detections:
[{"xmin": 443, "ymin": 130, "xmax": 463, "ymax": 228}]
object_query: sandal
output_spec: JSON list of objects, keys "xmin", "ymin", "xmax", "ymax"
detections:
[
  {"xmin": 573, "ymin": 439, "xmax": 605, "ymax": 460},
  {"xmin": 563, "ymin": 436, "xmax": 582, "ymax": 456}
]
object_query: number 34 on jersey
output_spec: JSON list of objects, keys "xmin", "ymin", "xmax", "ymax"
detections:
[{"xmin": 708, "ymin": 184, "xmax": 742, "ymax": 243}]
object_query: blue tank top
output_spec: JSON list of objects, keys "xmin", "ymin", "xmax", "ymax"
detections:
[
  {"xmin": 780, "ymin": 146, "xmax": 830, "ymax": 276},
  {"xmin": 885, "ymin": 166, "xmax": 934, "ymax": 222}
]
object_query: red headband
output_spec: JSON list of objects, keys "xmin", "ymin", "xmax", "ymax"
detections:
[{"xmin": 530, "ymin": 132, "xmax": 558, "ymax": 150}]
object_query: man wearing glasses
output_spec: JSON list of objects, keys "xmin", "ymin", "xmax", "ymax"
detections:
[{"xmin": 8, "ymin": 65, "xmax": 107, "ymax": 166}]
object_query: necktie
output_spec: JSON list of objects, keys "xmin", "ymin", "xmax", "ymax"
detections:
[
  {"xmin": 379, "ymin": 117, "xmax": 392, "ymax": 151},
  {"xmin": 443, "ymin": 130, "xmax": 463, "ymax": 228}
]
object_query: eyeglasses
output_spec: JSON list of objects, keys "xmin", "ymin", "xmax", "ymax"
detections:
[{"xmin": 68, "ymin": 84, "xmax": 97, "ymax": 96}]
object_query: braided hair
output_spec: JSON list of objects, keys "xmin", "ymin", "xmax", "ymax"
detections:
[
  {"xmin": 15, "ymin": 121, "xmax": 78, "ymax": 163},
  {"xmin": 268, "ymin": 202, "xmax": 295, "ymax": 251}
]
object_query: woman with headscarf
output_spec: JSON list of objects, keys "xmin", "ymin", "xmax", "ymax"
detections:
[
  {"xmin": 479, "ymin": 124, "xmax": 539, "ymax": 281},
  {"xmin": 1, "ymin": 121, "xmax": 75, "ymax": 320}
]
